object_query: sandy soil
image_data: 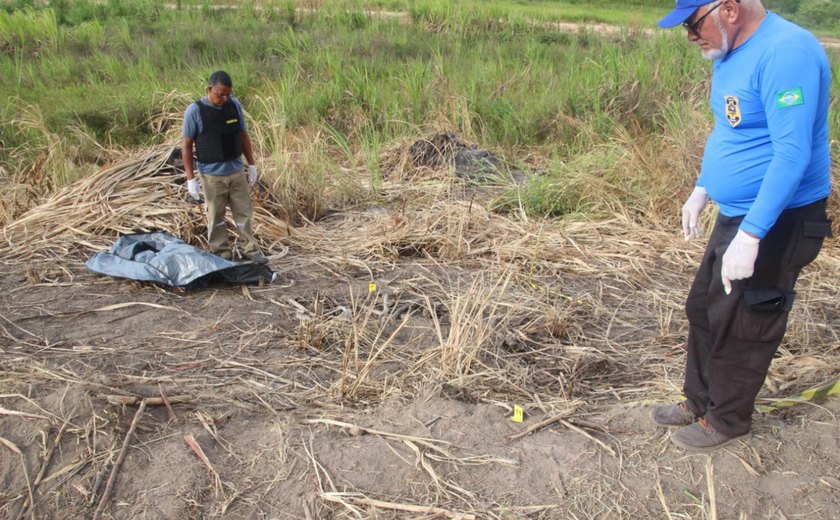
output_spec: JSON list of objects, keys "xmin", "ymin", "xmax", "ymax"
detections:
[{"xmin": 1, "ymin": 240, "xmax": 838, "ymax": 519}]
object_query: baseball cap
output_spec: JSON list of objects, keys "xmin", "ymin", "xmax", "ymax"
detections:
[{"xmin": 657, "ymin": 0, "xmax": 713, "ymax": 28}]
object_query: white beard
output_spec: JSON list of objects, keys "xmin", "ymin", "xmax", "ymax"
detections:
[{"xmin": 702, "ymin": 13, "xmax": 730, "ymax": 60}]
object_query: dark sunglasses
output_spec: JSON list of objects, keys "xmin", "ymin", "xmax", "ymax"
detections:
[{"xmin": 682, "ymin": 2, "xmax": 723, "ymax": 37}]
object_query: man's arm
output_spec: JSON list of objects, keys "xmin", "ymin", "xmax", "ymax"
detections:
[
  {"xmin": 740, "ymin": 45, "xmax": 826, "ymax": 237},
  {"xmin": 232, "ymin": 98, "xmax": 255, "ymax": 167},
  {"xmin": 241, "ymin": 130, "xmax": 255, "ymax": 167},
  {"xmin": 181, "ymin": 136, "xmax": 202, "ymax": 201},
  {"xmin": 181, "ymin": 137, "xmax": 196, "ymax": 179}
]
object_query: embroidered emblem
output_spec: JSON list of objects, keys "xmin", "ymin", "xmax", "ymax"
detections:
[
  {"xmin": 724, "ymin": 95, "xmax": 741, "ymax": 128},
  {"xmin": 776, "ymin": 88, "xmax": 804, "ymax": 108}
]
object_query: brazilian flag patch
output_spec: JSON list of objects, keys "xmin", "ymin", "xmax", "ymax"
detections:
[{"xmin": 776, "ymin": 88, "xmax": 804, "ymax": 108}]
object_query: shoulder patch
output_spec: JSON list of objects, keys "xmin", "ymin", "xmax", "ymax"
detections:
[{"xmin": 776, "ymin": 88, "xmax": 804, "ymax": 109}]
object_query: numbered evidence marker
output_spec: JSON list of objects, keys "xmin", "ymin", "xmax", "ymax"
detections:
[{"xmin": 511, "ymin": 405, "xmax": 524, "ymax": 423}]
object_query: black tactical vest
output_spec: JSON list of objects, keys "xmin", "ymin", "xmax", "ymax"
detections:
[{"xmin": 194, "ymin": 99, "xmax": 243, "ymax": 163}]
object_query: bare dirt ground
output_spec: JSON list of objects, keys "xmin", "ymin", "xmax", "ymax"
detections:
[{"xmin": 1, "ymin": 159, "xmax": 839, "ymax": 519}]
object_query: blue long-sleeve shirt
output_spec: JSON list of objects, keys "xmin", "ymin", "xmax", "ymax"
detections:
[{"xmin": 697, "ymin": 12, "xmax": 831, "ymax": 238}]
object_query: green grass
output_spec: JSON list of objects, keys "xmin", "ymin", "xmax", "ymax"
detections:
[
  {"xmin": 401, "ymin": 0, "xmax": 661, "ymax": 27},
  {"xmin": 0, "ymin": 0, "xmax": 837, "ymax": 220},
  {"xmin": 0, "ymin": 2, "xmax": 709, "ymax": 142}
]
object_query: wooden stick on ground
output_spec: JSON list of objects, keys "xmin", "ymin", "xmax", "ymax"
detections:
[
  {"xmin": 15, "ymin": 417, "xmax": 72, "ymax": 520},
  {"xmin": 93, "ymin": 399, "xmax": 147, "ymax": 520},
  {"xmin": 508, "ymin": 407, "xmax": 577, "ymax": 441},
  {"xmin": 344, "ymin": 497, "xmax": 476, "ymax": 519},
  {"xmin": 102, "ymin": 394, "xmax": 191, "ymax": 407},
  {"xmin": 2, "ymin": 436, "xmax": 34, "ymax": 520},
  {"xmin": 558, "ymin": 418, "xmax": 616, "ymax": 458},
  {"xmin": 158, "ymin": 385, "xmax": 177, "ymax": 422}
]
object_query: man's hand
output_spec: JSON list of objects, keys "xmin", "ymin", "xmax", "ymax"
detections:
[
  {"xmin": 187, "ymin": 178, "xmax": 201, "ymax": 201},
  {"xmin": 681, "ymin": 186, "xmax": 709, "ymax": 240},
  {"xmin": 721, "ymin": 230, "xmax": 760, "ymax": 295},
  {"xmin": 247, "ymin": 165, "xmax": 258, "ymax": 186}
]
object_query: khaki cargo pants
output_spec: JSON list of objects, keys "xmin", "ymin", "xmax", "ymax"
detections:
[{"xmin": 198, "ymin": 170, "xmax": 261, "ymax": 259}]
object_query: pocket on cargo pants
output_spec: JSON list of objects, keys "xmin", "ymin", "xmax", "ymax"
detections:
[
  {"xmin": 731, "ymin": 287, "xmax": 795, "ymax": 343},
  {"xmin": 784, "ymin": 219, "xmax": 833, "ymax": 271}
]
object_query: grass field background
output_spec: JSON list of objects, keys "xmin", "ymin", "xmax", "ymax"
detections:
[{"xmin": 1, "ymin": 0, "xmax": 837, "ymax": 221}]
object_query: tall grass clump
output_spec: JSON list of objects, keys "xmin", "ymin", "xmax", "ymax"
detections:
[{"xmin": 0, "ymin": 8, "xmax": 60, "ymax": 57}]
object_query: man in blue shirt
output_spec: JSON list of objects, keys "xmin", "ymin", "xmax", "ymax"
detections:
[
  {"xmin": 182, "ymin": 70, "xmax": 268, "ymax": 264},
  {"xmin": 652, "ymin": 0, "xmax": 832, "ymax": 451}
]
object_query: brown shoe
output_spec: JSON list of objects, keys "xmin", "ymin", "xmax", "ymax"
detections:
[
  {"xmin": 651, "ymin": 401, "xmax": 696, "ymax": 427},
  {"xmin": 670, "ymin": 417, "xmax": 748, "ymax": 452}
]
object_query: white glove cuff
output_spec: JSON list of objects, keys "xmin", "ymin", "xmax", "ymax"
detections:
[{"xmin": 735, "ymin": 229, "xmax": 760, "ymax": 244}]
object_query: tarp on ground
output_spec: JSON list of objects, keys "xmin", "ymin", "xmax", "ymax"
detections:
[{"xmin": 86, "ymin": 232, "xmax": 275, "ymax": 288}]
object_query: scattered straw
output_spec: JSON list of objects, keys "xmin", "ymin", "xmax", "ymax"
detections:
[
  {"xmin": 705, "ymin": 456, "xmax": 717, "ymax": 520},
  {"xmin": 1, "ymin": 138, "xmax": 838, "ymax": 518}
]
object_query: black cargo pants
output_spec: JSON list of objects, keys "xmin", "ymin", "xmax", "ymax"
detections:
[{"xmin": 683, "ymin": 198, "xmax": 831, "ymax": 436}]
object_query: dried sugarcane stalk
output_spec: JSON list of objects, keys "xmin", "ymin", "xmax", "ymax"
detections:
[{"xmin": 92, "ymin": 399, "xmax": 147, "ymax": 520}]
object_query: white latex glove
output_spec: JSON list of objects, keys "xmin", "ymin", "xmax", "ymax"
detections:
[
  {"xmin": 721, "ymin": 230, "xmax": 760, "ymax": 295},
  {"xmin": 247, "ymin": 165, "xmax": 258, "ymax": 186},
  {"xmin": 187, "ymin": 178, "xmax": 201, "ymax": 201},
  {"xmin": 681, "ymin": 186, "xmax": 709, "ymax": 240}
]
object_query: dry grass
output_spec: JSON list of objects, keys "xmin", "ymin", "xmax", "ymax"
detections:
[
  {"xmin": 1, "ymin": 142, "xmax": 838, "ymax": 518},
  {"xmin": 2, "ymin": 141, "xmax": 837, "ymax": 409}
]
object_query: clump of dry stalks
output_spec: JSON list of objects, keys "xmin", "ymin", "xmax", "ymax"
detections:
[{"xmin": 0, "ymin": 144, "xmax": 298, "ymax": 261}]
